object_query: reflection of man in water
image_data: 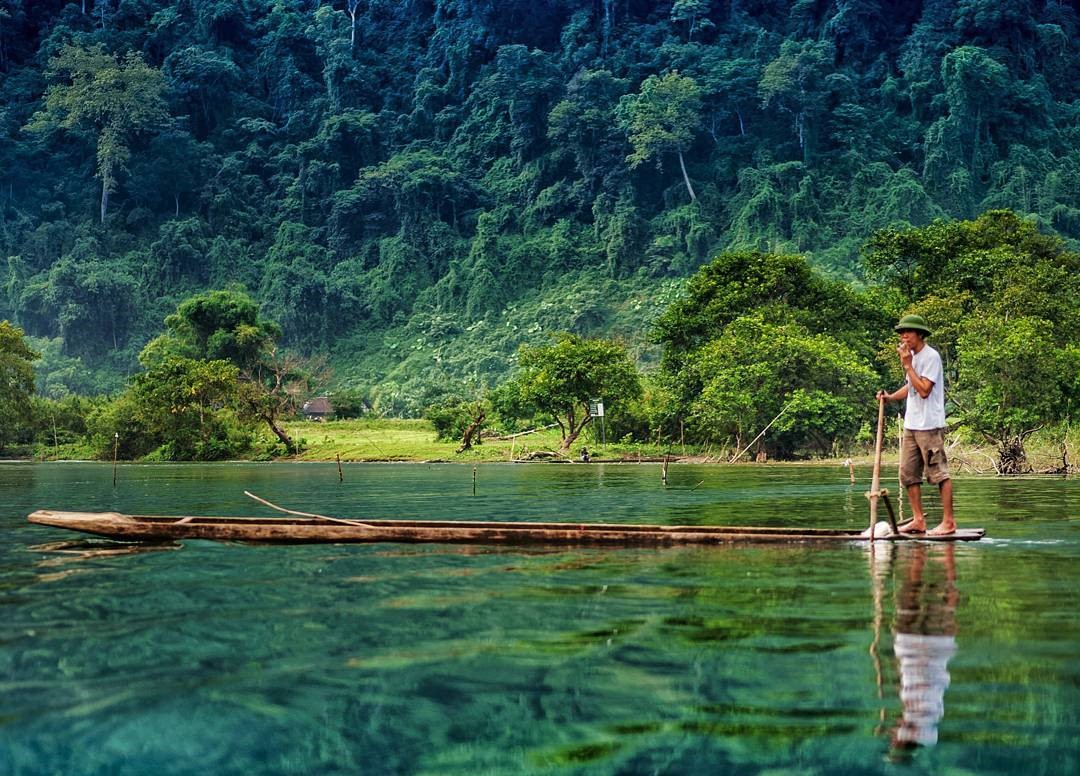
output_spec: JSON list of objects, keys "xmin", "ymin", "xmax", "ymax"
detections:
[{"xmin": 890, "ymin": 543, "xmax": 959, "ymax": 756}]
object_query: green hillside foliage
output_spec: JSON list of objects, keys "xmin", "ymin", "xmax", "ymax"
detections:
[
  {"xmin": 1, "ymin": 1, "xmax": 1079, "ymax": 409},
  {"xmin": 0, "ymin": 320, "xmax": 38, "ymax": 451}
]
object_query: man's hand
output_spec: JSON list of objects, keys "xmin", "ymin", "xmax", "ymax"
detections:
[
  {"xmin": 897, "ymin": 342, "xmax": 913, "ymax": 370},
  {"xmin": 876, "ymin": 390, "xmax": 889, "ymax": 402}
]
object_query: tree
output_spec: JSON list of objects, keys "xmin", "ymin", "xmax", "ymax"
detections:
[
  {"xmin": 683, "ymin": 314, "xmax": 877, "ymax": 458},
  {"xmin": 759, "ymin": 39, "xmax": 834, "ymax": 162},
  {"xmin": 158, "ymin": 289, "xmax": 281, "ymax": 369},
  {"xmin": 238, "ymin": 348, "xmax": 329, "ymax": 454},
  {"xmin": 862, "ymin": 210, "xmax": 1069, "ymax": 303},
  {"xmin": 922, "ymin": 46, "xmax": 1015, "ymax": 213},
  {"xmin": 25, "ymin": 44, "xmax": 168, "ymax": 222},
  {"xmin": 0, "ymin": 320, "xmax": 38, "ymax": 451},
  {"xmin": 127, "ymin": 355, "xmax": 247, "ymax": 461},
  {"xmin": 18, "ymin": 251, "xmax": 141, "ymax": 358},
  {"xmin": 653, "ymin": 250, "xmax": 860, "ymax": 371},
  {"xmin": 620, "ymin": 71, "xmax": 702, "ymax": 202},
  {"xmin": 162, "ymin": 45, "xmax": 242, "ymax": 140},
  {"xmin": 6, "ymin": 2, "xmax": 1080, "ymax": 411},
  {"xmin": 955, "ymin": 314, "xmax": 1076, "ymax": 473},
  {"xmin": 344, "ymin": 0, "xmax": 362, "ymax": 47},
  {"xmin": 547, "ymin": 69, "xmax": 630, "ymax": 194},
  {"xmin": 147, "ymin": 290, "xmax": 317, "ymax": 453},
  {"xmin": 511, "ymin": 333, "xmax": 641, "ymax": 452},
  {"xmin": 671, "ymin": 0, "xmax": 712, "ymax": 43},
  {"xmin": 425, "ymin": 395, "xmax": 487, "ymax": 452}
]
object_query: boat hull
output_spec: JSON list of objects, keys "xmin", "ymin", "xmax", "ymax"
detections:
[{"xmin": 28, "ymin": 510, "xmax": 986, "ymax": 546}]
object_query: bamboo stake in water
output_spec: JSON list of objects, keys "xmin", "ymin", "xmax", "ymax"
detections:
[
  {"xmin": 112, "ymin": 432, "xmax": 119, "ymax": 487},
  {"xmin": 337, "ymin": 452, "xmax": 343, "ymax": 483},
  {"xmin": 472, "ymin": 466, "xmax": 477, "ymax": 496}
]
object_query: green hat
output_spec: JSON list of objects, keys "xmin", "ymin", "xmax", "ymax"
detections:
[{"xmin": 894, "ymin": 314, "xmax": 931, "ymax": 336}]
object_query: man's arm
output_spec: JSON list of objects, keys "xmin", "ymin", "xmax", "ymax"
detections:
[
  {"xmin": 902, "ymin": 363, "xmax": 934, "ymax": 399},
  {"xmin": 898, "ymin": 344, "xmax": 934, "ymax": 399},
  {"xmin": 877, "ymin": 386, "xmax": 908, "ymax": 402}
]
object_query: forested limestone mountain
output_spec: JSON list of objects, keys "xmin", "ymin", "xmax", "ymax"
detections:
[{"xmin": 1, "ymin": 0, "xmax": 1078, "ymax": 411}]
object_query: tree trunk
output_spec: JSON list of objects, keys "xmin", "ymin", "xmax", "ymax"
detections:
[
  {"xmin": 602, "ymin": 0, "xmax": 613, "ymax": 56},
  {"xmin": 559, "ymin": 413, "xmax": 592, "ymax": 452},
  {"xmin": 347, "ymin": 1, "xmax": 360, "ymax": 47},
  {"xmin": 100, "ymin": 178, "xmax": 109, "ymax": 223},
  {"xmin": 458, "ymin": 411, "xmax": 486, "ymax": 452},
  {"xmin": 264, "ymin": 414, "xmax": 297, "ymax": 454},
  {"xmin": 677, "ymin": 148, "xmax": 697, "ymax": 202}
]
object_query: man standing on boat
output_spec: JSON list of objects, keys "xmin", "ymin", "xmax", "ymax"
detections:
[{"xmin": 876, "ymin": 315, "xmax": 957, "ymax": 537}]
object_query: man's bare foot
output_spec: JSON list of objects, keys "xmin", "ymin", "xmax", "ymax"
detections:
[
  {"xmin": 898, "ymin": 517, "xmax": 926, "ymax": 533},
  {"xmin": 927, "ymin": 522, "xmax": 956, "ymax": 537}
]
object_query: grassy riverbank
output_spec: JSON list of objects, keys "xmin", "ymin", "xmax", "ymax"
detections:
[
  {"xmin": 282, "ymin": 418, "xmax": 700, "ymax": 463},
  {"xmin": 19, "ymin": 418, "xmax": 1074, "ymax": 474},
  {"xmin": 281, "ymin": 418, "xmax": 1077, "ymax": 474}
]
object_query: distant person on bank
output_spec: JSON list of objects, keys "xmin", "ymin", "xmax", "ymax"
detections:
[{"xmin": 876, "ymin": 315, "xmax": 957, "ymax": 537}]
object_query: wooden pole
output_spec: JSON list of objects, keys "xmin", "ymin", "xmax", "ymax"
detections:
[
  {"xmin": 867, "ymin": 396, "xmax": 886, "ymax": 533},
  {"xmin": 661, "ymin": 455, "xmax": 669, "ymax": 486},
  {"xmin": 243, "ymin": 491, "xmax": 374, "ymax": 528},
  {"xmin": 472, "ymin": 466, "xmax": 477, "ymax": 496},
  {"xmin": 336, "ymin": 452, "xmax": 343, "ymax": 483},
  {"xmin": 112, "ymin": 432, "xmax": 118, "ymax": 487}
]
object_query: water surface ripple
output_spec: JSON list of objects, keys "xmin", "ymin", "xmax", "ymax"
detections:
[{"xmin": 1, "ymin": 463, "xmax": 1076, "ymax": 775}]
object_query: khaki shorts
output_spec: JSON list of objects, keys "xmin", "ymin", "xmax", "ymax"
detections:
[{"xmin": 900, "ymin": 428, "xmax": 951, "ymax": 487}]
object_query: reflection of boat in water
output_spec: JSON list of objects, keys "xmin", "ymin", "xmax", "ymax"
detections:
[
  {"xmin": 28, "ymin": 539, "xmax": 181, "ymax": 583},
  {"xmin": 28, "ymin": 510, "xmax": 987, "ymax": 546},
  {"xmin": 870, "ymin": 542, "xmax": 959, "ymax": 760}
]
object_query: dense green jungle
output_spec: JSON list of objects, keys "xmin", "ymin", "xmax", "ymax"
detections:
[{"xmin": 0, "ymin": 1, "xmax": 1078, "ymax": 465}]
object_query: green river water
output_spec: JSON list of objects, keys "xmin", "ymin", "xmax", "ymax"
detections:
[{"xmin": 1, "ymin": 462, "xmax": 1076, "ymax": 775}]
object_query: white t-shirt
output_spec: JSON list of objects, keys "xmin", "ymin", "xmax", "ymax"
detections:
[{"xmin": 905, "ymin": 344, "xmax": 946, "ymax": 430}]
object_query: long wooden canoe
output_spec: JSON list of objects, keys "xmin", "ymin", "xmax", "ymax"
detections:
[{"xmin": 28, "ymin": 510, "xmax": 986, "ymax": 546}]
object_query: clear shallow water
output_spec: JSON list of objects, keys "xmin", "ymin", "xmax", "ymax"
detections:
[{"xmin": 1, "ymin": 462, "xmax": 1076, "ymax": 775}]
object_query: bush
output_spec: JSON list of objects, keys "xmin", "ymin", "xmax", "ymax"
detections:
[{"xmin": 424, "ymin": 397, "xmax": 484, "ymax": 442}]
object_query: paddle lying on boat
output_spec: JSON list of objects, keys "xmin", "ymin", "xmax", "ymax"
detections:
[{"xmin": 27, "ymin": 509, "xmax": 986, "ymax": 545}]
